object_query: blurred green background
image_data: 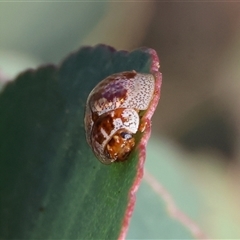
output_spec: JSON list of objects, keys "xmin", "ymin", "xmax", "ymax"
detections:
[{"xmin": 1, "ymin": 2, "xmax": 240, "ymax": 239}]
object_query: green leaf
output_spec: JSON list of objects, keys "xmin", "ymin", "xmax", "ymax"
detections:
[{"xmin": 0, "ymin": 45, "xmax": 161, "ymax": 239}]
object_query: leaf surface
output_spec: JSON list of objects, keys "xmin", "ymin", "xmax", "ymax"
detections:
[{"xmin": 0, "ymin": 45, "xmax": 161, "ymax": 239}]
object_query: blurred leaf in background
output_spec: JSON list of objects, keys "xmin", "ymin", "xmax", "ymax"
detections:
[{"xmin": 0, "ymin": 2, "xmax": 154, "ymax": 78}]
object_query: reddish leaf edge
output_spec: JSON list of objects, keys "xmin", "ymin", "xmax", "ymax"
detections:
[
  {"xmin": 144, "ymin": 170, "xmax": 209, "ymax": 239},
  {"xmin": 118, "ymin": 48, "xmax": 162, "ymax": 240}
]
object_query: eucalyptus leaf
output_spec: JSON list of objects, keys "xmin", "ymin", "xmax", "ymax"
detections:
[{"xmin": 0, "ymin": 45, "xmax": 160, "ymax": 239}]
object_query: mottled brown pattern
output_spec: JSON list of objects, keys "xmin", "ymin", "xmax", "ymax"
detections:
[
  {"xmin": 91, "ymin": 125, "xmax": 105, "ymax": 145},
  {"xmin": 105, "ymin": 129, "xmax": 135, "ymax": 161},
  {"xmin": 100, "ymin": 114, "xmax": 114, "ymax": 135},
  {"xmin": 91, "ymin": 126, "xmax": 104, "ymax": 145},
  {"xmin": 91, "ymin": 82, "xmax": 127, "ymax": 105},
  {"xmin": 110, "ymin": 108, "xmax": 129, "ymax": 122},
  {"xmin": 91, "ymin": 108, "xmax": 130, "ymax": 145},
  {"xmin": 91, "ymin": 112, "xmax": 99, "ymax": 122},
  {"xmin": 84, "ymin": 71, "xmax": 155, "ymax": 164},
  {"xmin": 120, "ymin": 71, "xmax": 136, "ymax": 79},
  {"xmin": 90, "ymin": 71, "xmax": 137, "ymax": 111}
]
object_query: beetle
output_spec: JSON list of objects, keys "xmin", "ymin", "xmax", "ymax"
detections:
[{"xmin": 84, "ymin": 71, "xmax": 155, "ymax": 164}]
